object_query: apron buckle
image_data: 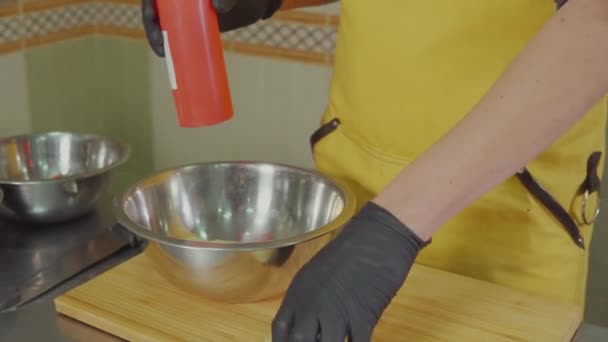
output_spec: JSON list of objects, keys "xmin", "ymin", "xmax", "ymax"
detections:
[
  {"xmin": 579, "ymin": 151, "xmax": 603, "ymax": 225},
  {"xmin": 581, "ymin": 188, "xmax": 601, "ymax": 225}
]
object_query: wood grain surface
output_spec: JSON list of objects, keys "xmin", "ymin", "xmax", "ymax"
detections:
[{"xmin": 55, "ymin": 253, "xmax": 582, "ymax": 341}]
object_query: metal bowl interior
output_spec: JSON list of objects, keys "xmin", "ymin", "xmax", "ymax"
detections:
[
  {"xmin": 0, "ymin": 131, "xmax": 130, "ymax": 184},
  {"xmin": 114, "ymin": 162, "xmax": 356, "ymax": 250}
]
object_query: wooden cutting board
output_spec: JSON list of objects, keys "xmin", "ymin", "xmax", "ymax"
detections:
[{"xmin": 54, "ymin": 253, "xmax": 582, "ymax": 341}]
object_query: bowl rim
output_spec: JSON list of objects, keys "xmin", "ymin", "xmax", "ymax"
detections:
[
  {"xmin": 0, "ymin": 131, "xmax": 131, "ymax": 185},
  {"xmin": 112, "ymin": 161, "xmax": 357, "ymax": 251}
]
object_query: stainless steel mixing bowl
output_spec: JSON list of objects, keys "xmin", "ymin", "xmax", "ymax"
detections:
[
  {"xmin": 113, "ymin": 161, "xmax": 356, "ymax": 303},
  {"xmin": 0, "ymin": 132, "xmax": 130, "ymax": 224}
]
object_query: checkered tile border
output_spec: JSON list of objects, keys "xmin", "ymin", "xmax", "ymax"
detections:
[
  {"xmin": 21, "ymin": 2, "xmax": 95, "ymax": 41},
  {"xmin": 0, "ymin": 0, "xmax": 338, "ymax": 64},
  {"xmin": 223, "ymin": 19, "xmax": 337, "ymax": 56},
  {"xmin": 0, "ymin": 5, "xmax": 21, "ymax": 49},
  {"xmin": 94, "ymin": 1, "xmax": 142, "ymax": 31}
]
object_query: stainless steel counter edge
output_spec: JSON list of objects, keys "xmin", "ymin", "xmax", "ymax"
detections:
[{"xmin": 0, "ymin": 243, "xmax": 143, "ymax": 342}]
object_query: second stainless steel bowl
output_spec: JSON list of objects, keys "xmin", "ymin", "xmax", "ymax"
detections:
[
  {"xmin": 0, "ymin": 132, "xmax": 130, "ymax": 223},
  {"xmin": 114, "ymin": 161, "xmax": 356, "ymax": 303}
]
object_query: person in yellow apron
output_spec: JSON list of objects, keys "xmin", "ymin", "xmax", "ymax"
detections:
[{"xmin": 143, "ymin": 0, "xmax": 608, "ymax": 340}]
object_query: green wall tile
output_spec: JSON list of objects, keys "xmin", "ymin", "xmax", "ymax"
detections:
[
  {"xmin": 25, "ymin": 37, "xmax": 154, "ymax": 195},
  {"xmin": 0, "ymin": 52, "xmax": 31, "ymax": 137},
  {"xmin": 26, "ymin": 38, "xmax": 105, "ymax": 135},
  {"xmin": 94, "ymin": 36, "xmax": 154, "ymax": 195}
]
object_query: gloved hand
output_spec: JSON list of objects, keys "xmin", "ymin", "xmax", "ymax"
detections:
[
  {"xmin": 142, "ymin": 0, "xmax": 283, "ymax": 57},
  {"xmin": 272, "ymin": 202, "xmax": 429, "ymax": 341}
]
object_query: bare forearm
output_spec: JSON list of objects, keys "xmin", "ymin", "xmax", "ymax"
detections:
[
  {"xmin": 280, "ymin": 0, "xmax": 338, "ymax": 10},
  {"xmin": 375, "ymin": 0, "xmax": 608, "ymax": 240}
]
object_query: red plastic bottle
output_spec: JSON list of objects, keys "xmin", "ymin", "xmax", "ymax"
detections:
[{"xmin": 156, "ymin": 0, "xmax": 233, "ymax": 127}]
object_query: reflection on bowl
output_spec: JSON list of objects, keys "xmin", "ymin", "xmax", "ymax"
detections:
[
  {"xmin": 114, "ymin": 161, "xmax": 355, "ymax": 303},
  {"xmin": 0, "ymin": 131, "xmax": 129, "ymax": 224}
]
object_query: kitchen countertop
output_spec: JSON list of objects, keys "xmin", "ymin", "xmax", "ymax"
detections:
[
  {"xmin": 2, "ymin": 241, "xmax": 608, "ymax": 342},
  {"xmin": 0, "ymin": 241, "xmax": 142, "ymax": 342}
]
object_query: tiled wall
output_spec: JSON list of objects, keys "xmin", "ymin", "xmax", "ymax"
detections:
[
  {"xmin": 150, "ymin": 51, "xmax": 334, "ymax": 170},
  {"xmin": 22, "ymin": 36, "xmax": 153, "ymax": 194},
  {"xmin": 222, "ymin": 11, "xmax": 338, "ymax": 65},
  {"xmin": 0, "ymin": 52, "xmax": 31, "ymax": 136},
  {"xmin": 0, "ymin": 0, "xmax": 339, "ymax": 64},
  {"xmin": 0, "ymin": 0, "xmax": 142, "ymax": 51},
  {"xmin": 0, "ymin": 0, "xmax": 340, "ymax": 189},
  {"xmin": 0, "ymin": 0, "xmax": 20, "ymax": 53},
  {"xmin": 146, "ymin": 1, "xmax": 340, "ymax": 169},
  {"xmin": 0, "ymin": 0, "xmax": 157, "ymax": 194},
  {"xmin": 142, "ymin": 2, "xmax": 341, "ymax": 169}
]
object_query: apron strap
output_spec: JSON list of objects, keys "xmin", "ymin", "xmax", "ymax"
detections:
[
  {"xmin": 516, "ymin": 151, "xmax": 602, "ymax": 250},
  {"xmin": 310, "ymin": 118, "xmax": 598, "ymax": 250},
  {"xmin": 516, "ymin": 169, "xmax": 585, "ymax": 249},
  {"xmin": 582, "ymin": 152, "xmax": 602, "ymax": 195},
  {"xmin": 310, "ymin": 118, "xmax": 341, "ymax": 149}
]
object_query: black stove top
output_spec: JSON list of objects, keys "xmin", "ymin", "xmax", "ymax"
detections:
[{"xmin": 0, "ymin": 201, "xmax": 142, "ymax": 312}]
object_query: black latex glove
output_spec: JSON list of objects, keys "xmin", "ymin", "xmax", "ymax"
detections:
[
  {"xmin": 272, "ymin": 202, "xmax": 429, "ymax": 341},
  {"xmin": 142, "ymin": 0, "xmax": 283, "ymax": 57}
]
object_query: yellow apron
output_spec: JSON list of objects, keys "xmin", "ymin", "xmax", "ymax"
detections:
[{"xmin": 311, "ymin": 0, "xmax": 606, "ymax": 308}]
